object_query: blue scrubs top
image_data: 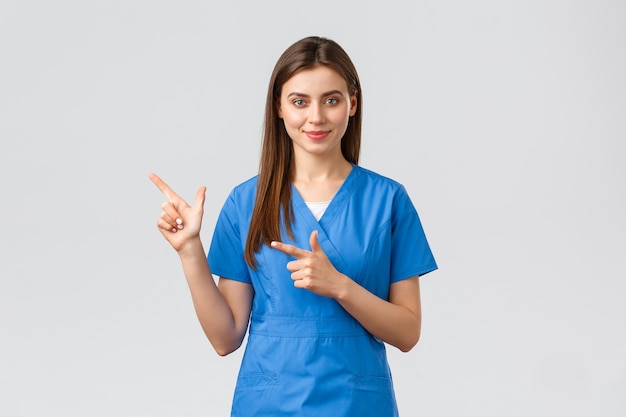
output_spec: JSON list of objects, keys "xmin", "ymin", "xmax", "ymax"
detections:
[{"xmin": 208, "ymin": 165, "xmax": 437, "ymax": 417}]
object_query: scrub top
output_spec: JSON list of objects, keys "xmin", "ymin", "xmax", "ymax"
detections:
[{"xmin": 208, "ymin": 165, "xmax": 437, "ymax": 417}]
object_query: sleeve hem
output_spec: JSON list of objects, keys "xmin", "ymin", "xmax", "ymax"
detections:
[
  {"xmin": 210, "ymin": 268, "xmax": 252, "ymax": 284},
  {"xmin": 390, "ymin": 262, "xmax": 438, "ymax": 283}
]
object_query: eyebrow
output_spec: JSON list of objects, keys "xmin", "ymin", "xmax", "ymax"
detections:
[{"xmin": 286, "ymin": 90, "xmax": 345, "ymax": 98}]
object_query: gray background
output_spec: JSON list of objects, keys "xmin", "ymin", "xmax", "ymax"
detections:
[{"xmin": 1, "ymin": 0, "xmax": 625, "ymax": 415}]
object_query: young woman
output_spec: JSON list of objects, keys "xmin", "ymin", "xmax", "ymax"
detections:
[{"xmin": 150, "ymin": 36, "xmax": 437, "ymax": 416}]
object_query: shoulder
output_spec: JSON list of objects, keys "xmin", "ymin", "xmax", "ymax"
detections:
[
  {"xmin": 229, "ymin": 175, "xmax": 258, "ymax": 198},
  {"xmin": 353, "ymin": 165, "xmax": 408, "ymax": 197},
  {"xmin": 353, "ymin": 165, "xmax": 417, "ymax": 215},
  {"xmin": 220, "ymin": 175, "xmax": 258, "ymax": 213},
  {"xmin": 229, "ymin": 175, "xmax": 259, "ymax": 200}
]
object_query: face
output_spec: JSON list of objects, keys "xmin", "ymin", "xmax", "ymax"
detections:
[{"xmin": 277, "ymin": 66, "xmax": 357, "ymax": 161}]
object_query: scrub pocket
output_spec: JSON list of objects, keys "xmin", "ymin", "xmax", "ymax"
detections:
[
  {"xmin": 351, "ymin": 375, "xmax": 399, "ymax": 417},
  {"xmin": 231, "ymin": 372, "xmax": 280, "ymax": 417},
  {"xmin": 235, "ymin": 372, "xmax": 278, "ymax": 390},
  {"xmin": 354, "ymin": 375, "xmax": 393, "ymax": 391}
]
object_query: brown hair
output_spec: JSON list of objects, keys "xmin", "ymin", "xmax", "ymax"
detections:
[{"xmin": 244, "ymin": 36, "xmax": 363, "ymax": 268}]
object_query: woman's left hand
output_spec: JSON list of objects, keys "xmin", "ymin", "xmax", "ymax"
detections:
[{"xmin": 270, "ymin": 230, "xmax": 348, "ymax": 299}]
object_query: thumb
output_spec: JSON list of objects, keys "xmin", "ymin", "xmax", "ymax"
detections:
[
  {"xmin": 192, "ymin": 186, "xmax": 206, "ymax": 211},
  {"xmin": 309, "ymin": 230, "xmax": 323, "ymax": 254}
]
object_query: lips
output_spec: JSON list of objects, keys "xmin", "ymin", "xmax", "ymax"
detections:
[{"xmin": 305, "ymin": 131, "xmax": 330, "ymax": 141}]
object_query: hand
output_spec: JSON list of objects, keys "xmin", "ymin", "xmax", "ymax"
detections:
[
  {"xmin": 149, "ymin": 173, "xmax": 206, "ymax": 252},
  {"xmin": 270, "ymin": 230, "xmax": 348, "ymax": 299}
]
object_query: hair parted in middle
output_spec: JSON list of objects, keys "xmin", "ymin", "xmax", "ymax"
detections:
[{"xmin": 244, "ymin": 36, "xmax": 363, "ymax": 268}]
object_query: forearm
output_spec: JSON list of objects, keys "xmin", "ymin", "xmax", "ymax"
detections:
[
  {"xmin": 335, "ymin": 277, "xmax": 421, "ymax": 352},
  {"xmin": 177, "ymin": 238, "xmax": 246, "ymax": 355}
]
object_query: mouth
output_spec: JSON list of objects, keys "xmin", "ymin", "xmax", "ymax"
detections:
[{"xmin": 304, "ymin": 131, "xmax": 330, "ymax": 141}]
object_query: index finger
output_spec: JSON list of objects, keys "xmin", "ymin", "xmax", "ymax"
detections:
[
  {"xmin": 149, "ymin": 173, "xmax": 180, "ymax": 202},
  {"xmin": 270, "ymin": 241, "xmax": 310, "ymax": 259}
]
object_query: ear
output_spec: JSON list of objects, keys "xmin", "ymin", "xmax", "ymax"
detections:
[
  {"xmin": 276, "ymin": 101, "xmax": 283, "ymax": 119},
  {"xmin": 349, "ymin": 92, "xmax": 358, "ymax": 117}
]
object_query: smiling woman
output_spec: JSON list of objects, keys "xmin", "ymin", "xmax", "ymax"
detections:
[{"xmin": 150, "ymin": 36, "xmax": 437, "ymax": 417}]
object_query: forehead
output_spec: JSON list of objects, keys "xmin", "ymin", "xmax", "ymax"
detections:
[{"xmin": 281, "ymin": 66, "xmax": 348, "ymax": 96}]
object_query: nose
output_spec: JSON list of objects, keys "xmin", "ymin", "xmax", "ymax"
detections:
[{"xmin": 308, "ymin": 102, "xmax": 325, "ymax": 125}]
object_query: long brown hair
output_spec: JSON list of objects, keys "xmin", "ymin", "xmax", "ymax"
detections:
[{"xmin": 244, "ymin": 36, "xmax": 363, "ymax": 268}]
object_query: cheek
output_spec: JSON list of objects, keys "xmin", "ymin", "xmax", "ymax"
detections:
[
  {"xmin": 331, "ymin": 108, "xmax": 351, "ymax": 124},
  {"xmin": 282, "ymin": 111, "xmax": 304, "ymax": 128}
]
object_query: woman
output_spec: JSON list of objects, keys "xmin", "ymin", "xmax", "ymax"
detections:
[{"xmin": 150, "ymin": 36, "xmax": 437, "ymax": 416}]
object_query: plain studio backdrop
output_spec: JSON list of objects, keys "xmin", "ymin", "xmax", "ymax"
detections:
[{"xmin": 1, "ymin": 1, "xmax": 624, "ymax": 416}]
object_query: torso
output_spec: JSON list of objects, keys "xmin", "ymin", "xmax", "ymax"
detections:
[{"xmin": 207, "ymin": 164, "xmax": 437, "ymax": 416}]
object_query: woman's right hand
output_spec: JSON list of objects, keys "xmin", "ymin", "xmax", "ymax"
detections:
[{"xmin": 149, "ymin": 173, "xmax": 206, "ymax": 253}]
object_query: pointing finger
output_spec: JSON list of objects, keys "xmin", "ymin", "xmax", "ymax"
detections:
[
  {"xmin": 270, "ymin": 241, "xmax": 310, "ymax": 259},
  {"xmin": 149, "ymin": 173, "xmax": 180, "ymax": 202}
]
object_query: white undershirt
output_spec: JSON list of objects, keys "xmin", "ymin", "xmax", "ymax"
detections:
[{"xmin": 305, "ymin": 201, "xmax": 331, "ymax": 221}]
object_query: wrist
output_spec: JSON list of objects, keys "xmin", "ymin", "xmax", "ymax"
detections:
[
  {"xmin": 334, "ymin": 273, "xmax": 353, "ymax": 301},
  {"xmin": 177, "ymin": 237, "xmax": 204, "ymax": 258}
]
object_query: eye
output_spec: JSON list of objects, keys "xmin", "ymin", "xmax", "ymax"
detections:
[
  {"xmin": 325, "ymin": 97, "xmax": 339, "ymax": 105},
  {"xmin": 292, "ymin": 99, "xmax": 306, "ymax": 107}
]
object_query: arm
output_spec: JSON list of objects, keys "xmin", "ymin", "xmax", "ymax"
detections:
[
  {"xmin": 149, "ymin": 174, "xmax": 253, "ymax": 356},
  {"xmin": 270, "ymin": 231, "xmax": 422, "ymax": 352},
  {"xmin": 177, "ymin": 238, "xmax": 253, "ymax": 356},
  {"xmin": 335, "ymin": 275, "xmax": 421, "ymax": 352}
]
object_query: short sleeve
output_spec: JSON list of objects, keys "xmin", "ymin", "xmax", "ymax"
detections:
[
  {"xmin": 389, "ymin": 186, "xmax": 438, "ymax": 282},
  {"xmin": 207, "ymin": 191, "xmax": 252, "ymax": 283}
]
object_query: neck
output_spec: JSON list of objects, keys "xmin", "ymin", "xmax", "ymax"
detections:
[
  {"xmin": 292, "ymin": 151, "xmax": 352, "ymax": 183},
  {"xmin": 291, "ymin": 152, "xmax": 353, "ymax": 202}
]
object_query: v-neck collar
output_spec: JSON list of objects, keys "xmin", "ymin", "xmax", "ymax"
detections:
[{"xmin": 291, "ymin": 164, "xmax": 360, "ymax": 228}]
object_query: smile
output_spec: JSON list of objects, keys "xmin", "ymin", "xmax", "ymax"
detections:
[{"xmin": 305, "ymin": 131, "xmax": 330, "ymax": 141}]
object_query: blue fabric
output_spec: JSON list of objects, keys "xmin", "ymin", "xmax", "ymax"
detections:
[{"xmin": 208, "ymin": 165, "xmax": 437, "ymax": 416}]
